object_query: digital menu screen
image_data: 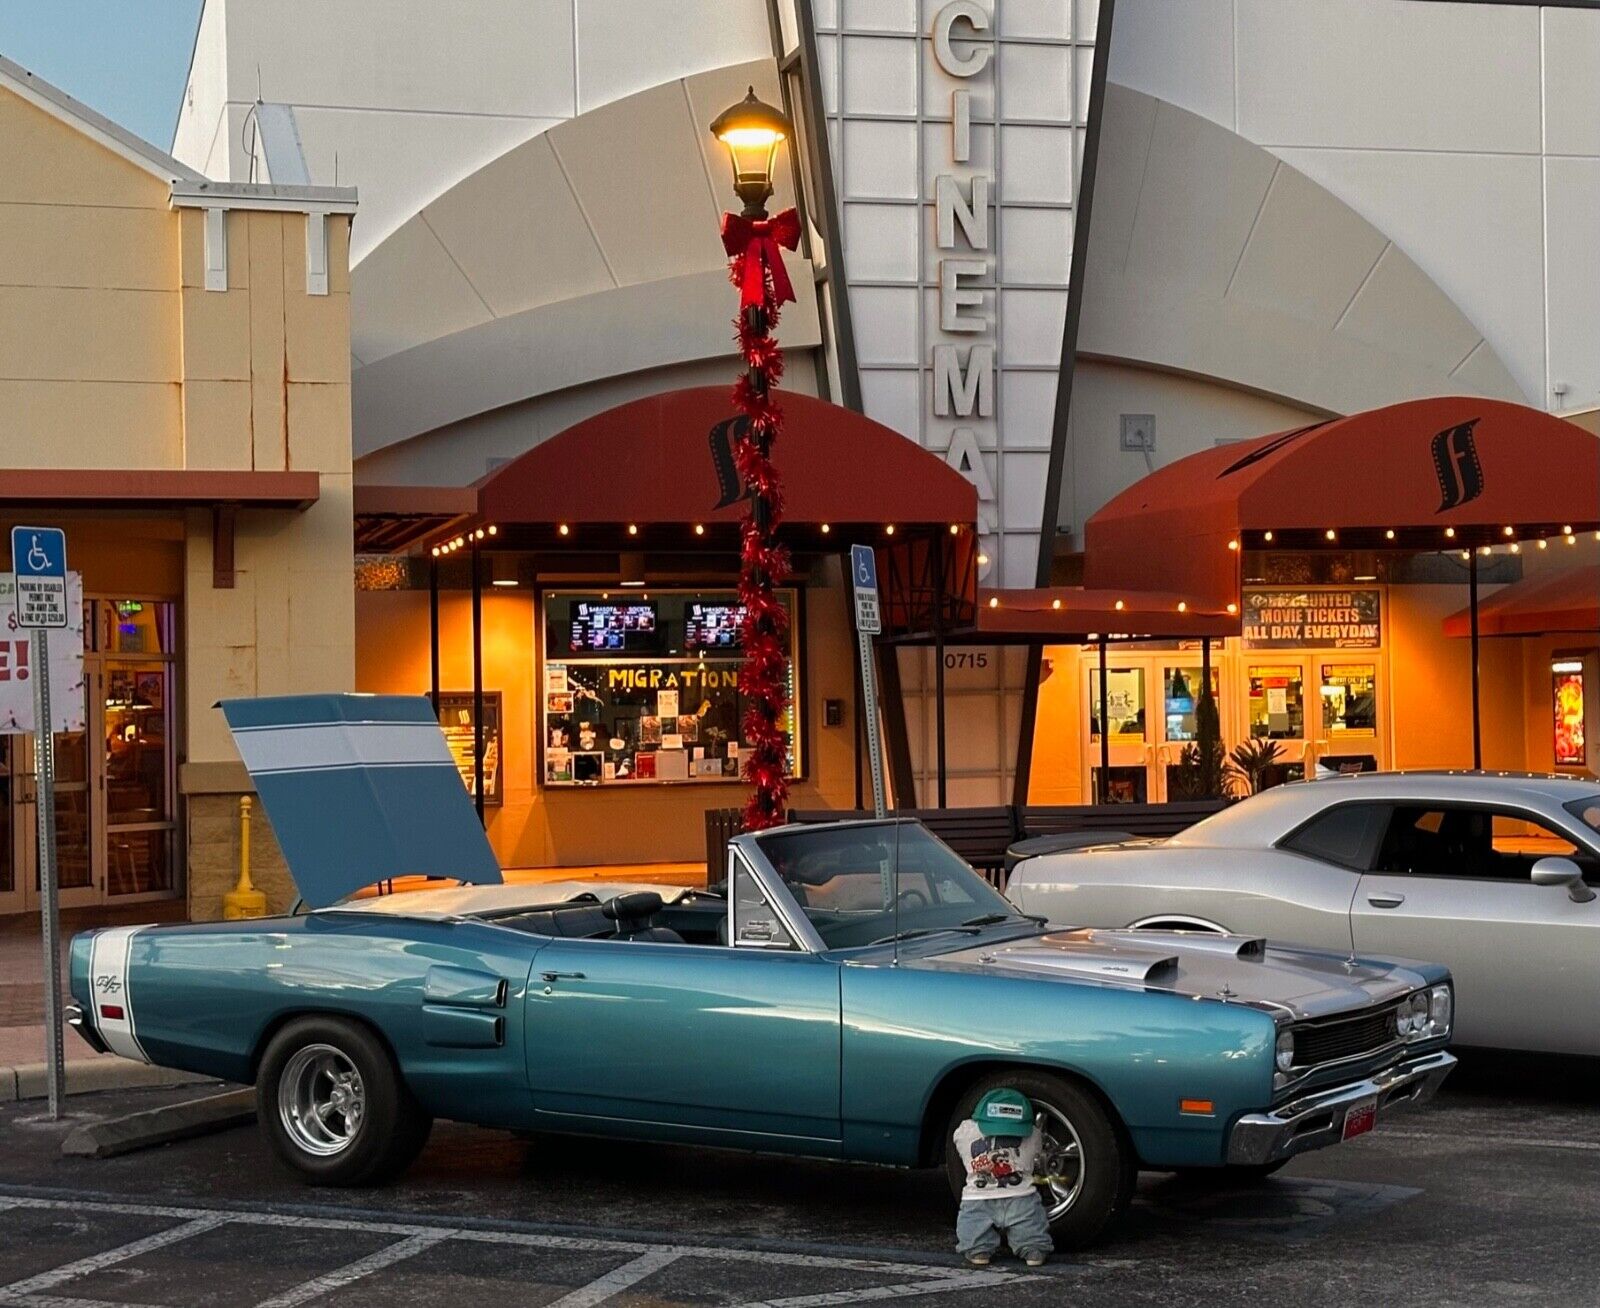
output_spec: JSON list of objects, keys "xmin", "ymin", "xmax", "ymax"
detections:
[
  {"xmin": 569, "ymin": 602, "xmax": 656, "ymax": 652},
  {"xmin": 685, "ymin": 602, "xmax": 744, "ymax": 649}
]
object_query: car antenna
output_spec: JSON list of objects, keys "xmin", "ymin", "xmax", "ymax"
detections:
[{"xmin": 891, "ymin": 817, "xmax": 903, "ymax": 968}]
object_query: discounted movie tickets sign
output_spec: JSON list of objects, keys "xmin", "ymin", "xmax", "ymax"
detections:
[
  {"xmin": 0, "ymin": 573, "xmax": 87, "ymax": 733},
  {"xmin": 1242, "ymin": 589, "xmax": 1381, "ymax": 650}
]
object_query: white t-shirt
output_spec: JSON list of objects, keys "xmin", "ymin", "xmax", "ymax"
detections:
[{"xmin": 953, "ymin": 1119, "xmax": 1044, "ymax": 1202}]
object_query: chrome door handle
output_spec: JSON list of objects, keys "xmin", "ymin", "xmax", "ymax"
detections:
[
  {"xmin": 1367, "ymin": 893, "xmax": 1405, "ymax": 908},
  {"xmin": 540, "ymin": 971, "xmax": 586, "ymax": 982}
]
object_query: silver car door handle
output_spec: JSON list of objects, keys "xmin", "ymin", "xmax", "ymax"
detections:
[
  {"xmin": 1367, "ymin": 893, "xmax": 1405, "ymax": 908},
  {"xmin": 540, "ymin": 971, "xmax": 586, "ymax": 982}
]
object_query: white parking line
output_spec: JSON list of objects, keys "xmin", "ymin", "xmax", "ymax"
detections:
[
  {"xmin": 543, "ymin": 1247, "xmax": 685, "ymax": 1308},
  {"xmin": 0, "ymin": 1215, "xmax": 226, "ymax": 1299},
  {"xmin": 253, "ymin": 1231, "xmax": 455, "ymax": 1307},
  {"xmin": 734, "ymin": 1274, "xmax": 1031, "ymax": 1308},
  {"xmin": 0, "ymin": 1192, "xmax": 1042, "ymax": 1308}
]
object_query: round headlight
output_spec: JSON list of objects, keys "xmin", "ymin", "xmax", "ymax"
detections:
[
  {"xmin": 1408, "ymin": 993, "xmax": 1429, "ymax": 1038},
  {"xmin": 1428, "ymin": 985, "xmax": 1452, "ymax": 1035},
  {"xmin": 1275, "ymin": 1029, "xmax": 1295, "ymax": 1072}
]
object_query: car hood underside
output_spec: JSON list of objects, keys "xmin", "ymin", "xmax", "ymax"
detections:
[{"xmin": 919, "ymin": 928, "xmax": 1424, "ymax": 1020}]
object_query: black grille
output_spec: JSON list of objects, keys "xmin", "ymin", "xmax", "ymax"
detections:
[{"xmin": 1294, "ymin": 1005, "xmax": 1399, "ymax": 1068}]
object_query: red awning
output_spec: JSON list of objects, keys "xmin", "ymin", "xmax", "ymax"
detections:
[
  {"xmin": 1084, "ymin": 397, "xmax": 1600, "ymax": 612},
  {"xmin": 1444, "ymin": 564, "xmax": 1600, "ymax": 638},
  {"xmin": 473, "ymin": 386, "xmax": 976, "ymax": 531},
  {"xmin": 976, "ymin": 587, "xmax": 1238, "ymax": 641}
]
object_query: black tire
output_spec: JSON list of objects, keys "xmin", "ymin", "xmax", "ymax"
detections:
[
  {"xmin": 944, "ymin": 1069, "xmax": 1137, "ymax": 1251},
  {"xmin": 257, "ymin": 1015, "xmax": 432, "ymax": 1186}
]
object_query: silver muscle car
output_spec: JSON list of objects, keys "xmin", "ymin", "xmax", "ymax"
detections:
[{"xmin": 1007, "ymin": 771, "xmax": 1600, "ymax": 1056}]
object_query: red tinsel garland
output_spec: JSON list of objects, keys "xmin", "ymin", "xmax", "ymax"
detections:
[{"xmin": 726, "ymin": 231, "xmax": 796, "ymax": 830}]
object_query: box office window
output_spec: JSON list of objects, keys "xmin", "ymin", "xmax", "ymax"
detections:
[{"xmin": 541, "ymin": 590, "xmax": 801, "ymax": 787}]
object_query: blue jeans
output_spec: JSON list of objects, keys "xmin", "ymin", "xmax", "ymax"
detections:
[{"xmin": 955, "ymin": 1193, "xmax": 1053, "ymax": 1257}]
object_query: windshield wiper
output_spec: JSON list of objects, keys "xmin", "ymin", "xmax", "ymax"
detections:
[
  {"xmin": 867, "ymin": 925, "xmax": 983, "ymax": 946},
  {"xmin": 962, "ymin": 911, "xmax": 1047, "ymax": 927}
]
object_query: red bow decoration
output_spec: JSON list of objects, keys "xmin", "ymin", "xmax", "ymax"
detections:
[{"xmin": 721, "ymin": 208, "xmax": 801, "ymax": 309}]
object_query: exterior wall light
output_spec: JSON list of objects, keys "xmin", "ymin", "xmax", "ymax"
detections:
[
  {"xmin": 820, "ymin": 523, "xmax": 830, "ymax": 533},
  {"xmin": 1325, "ymin": 529, "xmax": 1337, "ymax": 541},
  {"xmin": 1176, "ymin": 601, "xmax": 1187, "ymax": 612},
  {"xmin": 558, "ymin": 523, "xmax": 570, "ymax": 536},
  {"xmin": 1226, "ymin": 603, "xmax": 1239, "ymax": 615},
  {"xmin": 1385, "ymin": 529, "xmax": 1396, "ymax": 540},
  {"xmin": 1444, "ymin": 527, "xmax": 1456, "ymax": 539}
]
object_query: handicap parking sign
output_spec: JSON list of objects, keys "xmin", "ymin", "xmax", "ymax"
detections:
[
  {"xmin": 11, "ymin": 526, "xmax": 68, "ymax": 629},
  {"xmin": 850, "ymin": 544, "xmax": 881, "ymax": 634}
]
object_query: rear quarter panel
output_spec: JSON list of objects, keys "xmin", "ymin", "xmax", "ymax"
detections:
[
  {"xmin": 74, "ymin": 915, "xmax": 543, "ymax": 1129},
  {"xmin": 1009, "ymin": 848, "xmax": 1359, "ymax": 953},
  {"xmin": 840, "ymin": 964, "xmax": 1275, "ymax": 1169}
]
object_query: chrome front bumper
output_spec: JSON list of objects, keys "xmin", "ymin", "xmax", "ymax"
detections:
[{"xmin": 1226, "ymin": 1049, "xmax": 1457, "ymax": 1166}]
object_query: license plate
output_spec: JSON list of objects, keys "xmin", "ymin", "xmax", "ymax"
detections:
[{"xmin": 1342, "ymin": 1096, "xmax": 1378, "ymax": 1141}]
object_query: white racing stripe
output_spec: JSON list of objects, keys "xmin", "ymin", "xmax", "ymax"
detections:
[
  {"xmin": 85, "ymin": 927, "xmax": 148, "ymax": 1064},
  {"xmin": 232, "ymin": 721, "xmax": 454, "ymax": 776}
]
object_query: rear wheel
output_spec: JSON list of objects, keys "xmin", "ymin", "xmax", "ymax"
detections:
[
  {"xmin": 257, "ymin": 1016, "xmax": 432, "ymax": 1185},
  {"xmin": 944, "ymin": 1069, "xmax": 1136, "ymax": 1250}
]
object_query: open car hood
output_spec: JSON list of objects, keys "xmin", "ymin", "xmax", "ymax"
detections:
[{"xmin": 219, "ymin": 694, "xmax": 502, "ymax": 909}]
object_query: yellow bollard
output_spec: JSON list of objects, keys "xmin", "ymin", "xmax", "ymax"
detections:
[{"xmin": 222, "ymin": 794, "xmax": 268, "ymax": 919}]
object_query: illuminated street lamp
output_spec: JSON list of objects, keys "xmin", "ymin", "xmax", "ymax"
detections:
[
  {"xmin": 711, "ymin": 87, "xmax": 791, "ymax": 217},
  {"xmin": 712, "ymin": 87, "xmax": 798, "ymax": 831}
]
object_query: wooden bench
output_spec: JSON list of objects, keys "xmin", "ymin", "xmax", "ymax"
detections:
[
  {"xmin": 1019, "ymin": 800, "xmax": 1226, "ymax": 840},
  {"xmin": 788, "ymin": 806, "xmax": 1021, "ymax": 880}
]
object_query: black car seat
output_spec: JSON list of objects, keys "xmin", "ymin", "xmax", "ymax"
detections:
[{"xmin": 602, "ymin": 891, "xmax": 685, "ymax": 943}]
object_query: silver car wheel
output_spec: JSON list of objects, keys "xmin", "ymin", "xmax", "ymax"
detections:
[
  {"xmin": 1034, "ymin": 1100, "xmax": 1086, "ymax": 1219},
  {"xmin": 279, "ymin": 1043, "xmax": 366, "ymax": 1158}
]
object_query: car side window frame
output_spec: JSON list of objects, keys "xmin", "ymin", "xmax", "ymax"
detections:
[
  {"xmin": 727, "ymin": 845, "xmax": 818, "ymax": 952},
  {"xmin": 1274, "ymin": 800, "xmax": 1393, "ymax": 872},
  {"xmin": 1365, "ymin": 800, "xmax": 1600, "ymax": 885}
]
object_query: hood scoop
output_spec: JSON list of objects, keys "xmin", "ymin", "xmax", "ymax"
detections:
[
  {"xmin": 1104, "ymin": 929, "xmax": 1268, "ymax": 961},
  {"xmin": 982, "ymin": 931, "xmax": 1180, "ymax": 983}
]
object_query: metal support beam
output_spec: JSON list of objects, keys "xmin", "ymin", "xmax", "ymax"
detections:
[
  {"xmin": 1469, "ymin": 551, "xmax": 1482, "ymax": 769},
  {"xmin": 471, "ymin": 538, "xmax": 485, "ymax": 823},
  {"xmin": 1097, "ymin": 636, "xmax": 1111, "ymax": 806},
  {"xmin": 428, "ymin": 554, "xmax": 441, "ymax": 716}
]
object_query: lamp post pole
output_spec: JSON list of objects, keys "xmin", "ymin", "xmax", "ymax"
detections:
[{"xmin": 712, "ymin": 88, "xmax": 799, "ymax": 832}]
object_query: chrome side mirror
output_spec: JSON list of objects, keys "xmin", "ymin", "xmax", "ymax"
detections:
[{"xmin": 1531, "ymin": 857, "xmax": 1596, "ymax": 903}]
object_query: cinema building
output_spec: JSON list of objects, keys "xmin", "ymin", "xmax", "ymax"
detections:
[{"xmin": 165, "ymin": 0, "xmax": 1600, "ymax": 892}]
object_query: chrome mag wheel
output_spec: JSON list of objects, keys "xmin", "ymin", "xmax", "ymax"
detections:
[
  {"xmin": 1035, "ymin": 1099, "xmax": 1087, "ymax": 1219},
  {"xmin": 279, "ymin": 1043, "xmax": 366, "ymax": 1157}
]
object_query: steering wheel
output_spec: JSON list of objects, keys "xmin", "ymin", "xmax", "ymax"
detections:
[{"xmin": 896, "ymin": 888, "xmax": 929, "ymax": 910}]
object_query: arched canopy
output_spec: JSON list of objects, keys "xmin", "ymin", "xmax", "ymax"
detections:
[
  {"xmin": 467, "ymin": 386, "xmax": 976, "ymax": 539},
  {"xmin": 1085, "ymin": 398, "xmax": 1600, "ymax": 612}
]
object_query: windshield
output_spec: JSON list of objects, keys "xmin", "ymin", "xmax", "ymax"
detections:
[
  {"xmin": 1562, "ymin": 795, "xmax": 1600, "ymax": 837},
  {"xmin": 755, "ymin": 821, "xmax": 1023, "ymax": 949}
]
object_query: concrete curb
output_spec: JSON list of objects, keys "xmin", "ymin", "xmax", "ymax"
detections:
[
  {"xmin": 0, "ymin": 1059, "xmax": 215, "ymax": 1103},
  {"xmin": 61, "ymin": 1087, "xmax": 256, "ymax": 1159}
]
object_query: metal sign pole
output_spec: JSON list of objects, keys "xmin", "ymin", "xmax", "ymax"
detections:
[
  {"xmin": 849, "ymin": 545, "xmax": 887, "ymax": 819},
  {"xmin": 13, "ymin": 524, "xmax": 70, "ymax": 1121},
  {"xmin": 858, "ymin": 628, "xmax": 886, "ymax": 819},
  {"xmin": 32, "ymin": 625, "xmax": 64, "ymax": 1119}
]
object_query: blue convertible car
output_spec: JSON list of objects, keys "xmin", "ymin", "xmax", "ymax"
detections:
[{"xmin": 66, "ymin": 696, "xmax": 1456, "ymax": 1248}]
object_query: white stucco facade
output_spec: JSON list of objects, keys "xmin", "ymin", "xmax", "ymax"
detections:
[{"xmin": 1106, "ymin": 0, "xmax": 1600, "ymax": 417}]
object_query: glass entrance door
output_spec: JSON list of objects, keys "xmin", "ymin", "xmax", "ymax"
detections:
[
  {"xmin": 1158, "ymin": 663, "xmax": 1225, "ymax": 800},
  {"xmin": 1244, "ymin": 660, "xmax": 1313, "ymax": 788},
  {"xmin": 1087, "ymin": 660, "xmax": 1153, "ymax": 803},
  {"xmin": 1315, "ymin": 660, "xmax": 1384, "ymax": 773}
]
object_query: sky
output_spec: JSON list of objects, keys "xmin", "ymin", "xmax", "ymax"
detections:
[{"xmin": 0, "ymin": 0, "xmax": 202, "ymax": 149}]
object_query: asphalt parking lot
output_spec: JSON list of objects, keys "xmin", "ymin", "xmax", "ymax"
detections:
[{"xmin": 0, "ymin": 1052, "xmax": 1595, "ymax": 1308}]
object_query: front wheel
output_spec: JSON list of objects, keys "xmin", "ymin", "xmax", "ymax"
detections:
[
  {"xmin": 945, "ymin": 1069, "xmax": 1137, "ymax": 1250},
  {"xmin": 257, "ymin": 1015, "xmax": 432, "ymax": 1186}
]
